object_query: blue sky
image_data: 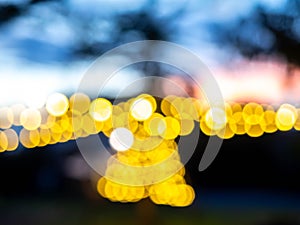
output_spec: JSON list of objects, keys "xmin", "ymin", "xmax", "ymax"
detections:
[{"xmin": 0, "ymin": 0, "xmax": 288, "ymax": 106}]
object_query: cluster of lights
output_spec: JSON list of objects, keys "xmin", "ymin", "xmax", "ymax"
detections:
[
  {"xmin": 1, "ymin": 92, "xmax": 300, "ymax": 206},
  {"xmin": 0, "ymin": 93, "xmax": 101, "ymax": 150},
  {"xmin": 92, "ymin": 94, "xmax": 195, "ymax": 206},
  {"xmin": 98, "ymin": 145, "xmax": 194, "ymax": 207}
]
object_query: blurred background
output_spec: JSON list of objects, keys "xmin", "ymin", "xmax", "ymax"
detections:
[{"xmin": 1, "ymin": 0, "xmax": 300, "ymax": 224}]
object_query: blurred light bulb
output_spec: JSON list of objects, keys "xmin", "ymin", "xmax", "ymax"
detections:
[
  {"xmin": 109, "ymin": 127, "xmax": 134, "ymax": 152},
  {"xmin": 46, "ymin": 93, "xmax": 69, "ymax": 117},
  {"xmin": 130, "ymin": 97, "xmax": 153, "ymax": 121}
]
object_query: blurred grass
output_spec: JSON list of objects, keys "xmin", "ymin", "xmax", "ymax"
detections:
[{"xmin": 0, "ymin": 196, "xmax": 299, "ymax": 225}]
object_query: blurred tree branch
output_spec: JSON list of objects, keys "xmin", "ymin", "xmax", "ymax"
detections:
[{"xmin": 209, "ymin": 0, "xmax": 300, "ymax": 74}]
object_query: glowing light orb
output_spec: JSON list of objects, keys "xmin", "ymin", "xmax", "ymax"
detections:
[
  {"xmin": 3, "ymin": 129, "xmax": 19, "ymax": 151},
  {"xmin": 176, "ymin": 113, "xmax": 195, "ymax": 136},
  {"xmin": 69, "ymin": 93, "xmax": 91, "ymax": 114},
  {"xmin": 6, "ymin": 92, "xmax": 300, "ymax": 207},
  {"xmin": 161, "ymin": 96, "xmax": 176, "ymax": 116},
  {"xmin": 46, "ymin": 93, "xmax": 69, "ymax": 117},
  {"xmin": 38, "ymin": 128, "xmax": 51, "ymax": 146},
  {"xmin": 0, "ymin": 131, "xmax": 8, "ymax": 152},
  {"xmin": 230, "ymin": 111, "xmax": 246, "ymax": 135},
  {"xmin": 204, "ymin": 107, "xmax": 227, "ymax": 131},
  {"xmin": 144, "ymin": 113, "xmax": 165, "ymax": 136},
  {"xmin": 261, "ymin": 110, "xmax": 277, "ymax": 133},
  {"xmin": 81, "ymin": 113, "xmax": 98, "ymax": 134},
  {"xmin": 109, "ymin": 127, "xmax": 134, "ymax": 152},
  {"xmin": 89, "ymin": 98, "xmax": 112, "ymax": 122},
  {"xmin": 20, "ymin": 108, "xmax": 42, "ymax": 130},
  {"xmin": 294, "ymin": 109, "xmax": 300, "ymax": 131},
  {"xmin": 138, "ymin": 94, "xmax": 157, "ymax": 112},
  {"xmin": 242, "ymin": 103, "xmax": 264, "ymax": 124},
  {"xmin": 276, "ymin": 104, "xmax": 297, "ymax": 131},
  {"xmin": 130, "ymin": 97, "xmax": 153, "ymax": 121},
  {"xmin": 19, "ymin": 129, "xmax": 40, "ymax": 148},
  {"xmin": 159, "ymin": 117, "xmax": 180, "ymax": 140},
  {"xmin": 245, "ymin": 123, "xmax": 264, "ymax": 137},
  {"xmin": 0, "ymin": 107, "xmax": 13, "ymax": 129},
  {"xmin": 217, "ymin": 123, "xmax": 235, "ymax": 139}
]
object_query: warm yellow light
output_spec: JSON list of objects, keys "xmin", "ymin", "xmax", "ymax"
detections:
[
  {"xmin": 0, "ymin": 107, "xmax": 13, "ymax": 129},
  {"xmin": 69, "ymin": 112, "xmax": 82, "ymax": 132},
  {"xmin": 204, "ymin": 107, "xmax": 227, "ymax": 131},
  {"xmin": 112, "ymin": 112, "xmax": 138, "ymax": 132},
  {"xmin": 200, "ymin": 118, "xmax": 216, "ymax": 136},
  {"xmin": 81, "ymin": 113, "xmax": 98, "ymax": 135},
  {"xmin": 3, "ymin": 129, "xmax": 19, "ymax": 151},
  {"xmin": 0, "ymin": 131, "xmax": 8, "ymax": 152},
  {"xmin": 38, "ymin": 128, "xmax": 51, "ymax": 146},
  {"xmin": 8, "ymin": 93, "xmax": 300, "ymax": 206},
  {"xmin": 180, "ymin": 98, "xmax": 202, "ymax": 121},
  {"xmin": 159, "ymin": 117, "xmax": 180, "ymax": 140},
  {"xmin": 169, "ymin": 97, "xmax": 184, "ymax": 117},
  {"xmin": 132, "ymin": 136, "xmax": 163, "ymax": 152},
  {"xmin": 130, "ymin": 97, "xmax": 153, "ymax": 121},
  {"xmin": 50, "ymin": 130, "xmax": 62, "ymax": 144},
  {"xmin": 102, "ymin": 117, "xmax": 113, "ymax": 137},
  {"xmin": 245, "ymin": 123, "xmax": 264, "ymax": 137},
  {"xmin": 230, "ymin": 102, "xmax": 242, "ymax": 113},
  {"xmin": 261, "ymin": 110, "xmax": 277, "ymax": 133},
  {"xmin": 89, "ymin": 98, "xmax": 112, "ymax": 122},
  {"xmin": 230, "ymin": 111, "xmax": 246, "ymax": 135},
  {"xmin": 275, "ymin": 104, "xmax": 297, "ymax": 131},
  {"xmin": 161, "ymin": 95, "xmax": 176, "ymax": 116},
  {"xmin": 242, "ymin": 103, "xmax": 264, "ymax": 124},
  {"xmin": 217, "ymin": 123, "xmax": 235, "ymax": 139},
  {"xmin": 20, "ymin": 108, "xmax": 42, "ymax": 130},
  {"xmin": 46, "ymin": 93, "xmax": 69, "ymax": 117},
  {"xmin": 143, "ymin": 113, "xmax": 165, "ymax": 136},
  {"xmin": 97, "ymin": 177, "xmax": 107, "ymax": 198},
  {"xmin": 61, "ymin": 128, "xmax": 73, "ymax": 142},
  {"xmin": 69, "ymin": 93, "xmax": 91, "ymax": 114},
  {"xmin": 40, "ymin": 108, "xmax": 57, "ymax": 130},
  {"xmin": 175, "ymin": 113, "xmax": 195, "ymax": 136},
  {"xmin": 49, "ymin": 115, "xmax": 69, "ymax": 134},
  {"xmin": 137, "ymin": 94, "xmax": 157, "ymax": 112},
  {"xmin": 294, "ymin": 109, "xmax": 300, "ymax": 131},
  {"xmin": 100, "ymin": 178, "xmax": 146, "ymax": 203},
  {"xmin": 19, "ymin": 129, "xmax": 40, "ymax": 148},
  {"xmin": 149, "ymin": 182, "xmax": 195, "ymax": 207}
]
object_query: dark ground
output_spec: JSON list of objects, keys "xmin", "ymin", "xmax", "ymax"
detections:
[{"xmin": 1, "ymin": 130, "xmax": 300, "ymax": 225}]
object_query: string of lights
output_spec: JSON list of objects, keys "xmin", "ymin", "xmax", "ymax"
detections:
[{"xmin": 0, "ymin": 92, "xmax": 299, "ymax": 206}]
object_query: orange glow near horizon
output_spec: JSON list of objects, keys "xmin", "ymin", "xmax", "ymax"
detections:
[
  {"xmin": 190, "ymin": 60, "xmax": 300, "ymax": 104},
  {"xmin": 212, "ymin": 60, "xmax": 286, "ymax": 104}
]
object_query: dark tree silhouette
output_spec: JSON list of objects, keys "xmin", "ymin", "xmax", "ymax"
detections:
[
  {"xmin": 0, "ymin": 4, "xmax": 22, "ymax": 23},
  {"xmin": 0, "ymin": 0, "xmax": 54, "ymax": 25},
  {"xmin": 209, "ymin": 0, "xmax": 300, "ymax": 74},
  {"xmin": 0, "ymin": 0, "xmax": 183, "ymax": 60},
  {"xmin": 0, "ymin": 0, "xmax": 187, "ymax": 78}
]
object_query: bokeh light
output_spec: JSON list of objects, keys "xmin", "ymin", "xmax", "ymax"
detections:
[
  {"xmin": 3, "ymin": 129, "xmax": 19, "ymax": 151},
  {"xmin": 0, "ymin": 107, "xmax": 13, "ymax": 129},
  {"xmin": 130, "ymin": 96, "xmax": 154, "ymax": 121},
  {"xmin": 46, "ymin": 93, "xmax": 69, "ymax": 117},
  {"xmin": 69, "ymin": 93, "xmax": 91, "ymax": 115},
  {"xmin": 89, "ymin": 98, "xmax": 112, "ymax": 122},
  {"xmin": 20, "ymin": 108, "xmax": 42, "ymax": 131},
  {"xmin": 109, "ymin": 127, "xmax": 134, "ymax": 152},
  {"xmin": 1, "ymin": 91, "xmax": 300, "ymax": 208}
]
